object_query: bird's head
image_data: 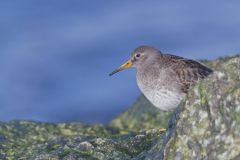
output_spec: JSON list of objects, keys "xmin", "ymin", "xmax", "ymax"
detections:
[{"xmin": 109, "ymin": 45, "xmax": 161, "ymax": 76}]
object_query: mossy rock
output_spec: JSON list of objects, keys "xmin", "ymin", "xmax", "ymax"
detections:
[{"xmin": 110, "ymin": 94, "xmax": 171, "ymax": 132}]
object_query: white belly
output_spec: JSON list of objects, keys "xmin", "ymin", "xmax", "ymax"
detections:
[
  {"xmin": 143, "ymin": 89, "xmax": 185, "ymax": 111},
  {"xmin": 137, "ymin": 79, "xmax": 185, "ymax": 110},
  {"xmin": 136, "ymin": 69, "xmax": 185, "ymax": 111}
]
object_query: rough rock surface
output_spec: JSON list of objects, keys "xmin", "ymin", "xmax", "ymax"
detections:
[
  {"xmin": 110, "ymin": 94, "xmax": 171, "ymax": 132},
  {"xmin": 0, "ymin": 55, "xmax": 239, "ymax": 160},
  {"xmin": 163, "ymin": 55, "xmax": 240, "ymax": 160},
  {"xmin": 138, "ymin": 55, "xmax": 240, "ymax": 160},
  {"xmin": 0, "ymin": 121, "xmax": 164, "ymax": 159}
]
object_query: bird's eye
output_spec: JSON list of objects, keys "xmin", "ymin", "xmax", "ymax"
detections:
[{"xmin": 135, "ymin": 54, "xmax": 141, "ymax": 58}]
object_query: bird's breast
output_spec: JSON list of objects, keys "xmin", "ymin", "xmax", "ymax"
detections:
[{"xmin": 136, "ymin": 70, "xmax": 185, "ymax": 111}]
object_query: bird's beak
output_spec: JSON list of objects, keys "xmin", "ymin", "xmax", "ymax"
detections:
[{"xmin": 109, "ymin": 59, "xmax": 133, "ymax": 76}]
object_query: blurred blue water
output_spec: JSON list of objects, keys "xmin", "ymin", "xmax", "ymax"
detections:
[{"xmin": 0, "ymin": 1, "xmax": 240, "ymax": 123}]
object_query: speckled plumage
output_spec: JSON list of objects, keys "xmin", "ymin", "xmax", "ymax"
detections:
[
  {"xmin": 133, "ymin": 46, "xmax": 213, "ymax": 110},
  {"xmin": 110, "ymin": 45, "xmax": 213, "ymax": 111}
]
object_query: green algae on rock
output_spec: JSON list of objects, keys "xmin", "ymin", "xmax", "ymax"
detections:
[
  {"xmin": 0, "ymin": 121, "xmax": 119, "ymax": 159},
  {"xmin": 110, "ymin": 94, "xmax": 171, "ymax": 132},
  {"xmin": 0, "ymin": 121, "xmax": 164, "ymax": 159}
]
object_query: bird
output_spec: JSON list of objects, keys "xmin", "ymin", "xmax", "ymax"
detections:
[{"xmin": 109, "ymin": 45, "xmax": 213, "ymax": 111}]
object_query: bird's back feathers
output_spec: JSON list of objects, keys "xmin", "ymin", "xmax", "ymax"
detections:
[{"xmin": 162, "ymin": 54, "xmax": 213, "ymax": 93}]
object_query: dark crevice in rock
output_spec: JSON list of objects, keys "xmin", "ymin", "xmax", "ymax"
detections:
[{"xmin": 159, "ymin": 104, "xmax": 183, "ymax": 160}]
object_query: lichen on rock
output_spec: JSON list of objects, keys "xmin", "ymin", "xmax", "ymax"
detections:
[
  {"xmin": 163, "ymin": 55, "xmax": 240, "ymax": 160},
  {"xmin": 0, "ymin": 120, "xmax": 165, "ymax": 159}
]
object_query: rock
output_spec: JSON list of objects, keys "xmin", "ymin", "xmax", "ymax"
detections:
[
  {"xmin": 0, "ymin": 120, "xmax": 164, "ymax": 159},
  {"xmin": 110, "ymin": 94, "xmax": 171, "ymax": 132},
  {"xmin": 139, "ymin": 55, "xmax": 240, "ymax": 160},
  {"xmin": 78, "ymin": 141, "xmax": 94, "ymax": 151},
  {"xmin": 0, "ymin": 121, "xmax": 119, "ymax": 159},
  {"xmin": 0, "ymin": 55, "xmax": 239, "ymax": 159},
  {"xmin": 163, "ymin": 55, "xmax": 240, "ymax": 160}
]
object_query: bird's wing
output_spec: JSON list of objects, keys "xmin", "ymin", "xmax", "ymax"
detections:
[{"xmin": 164, "ymin": 54, "xmax": 213, "ymax": 93}]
